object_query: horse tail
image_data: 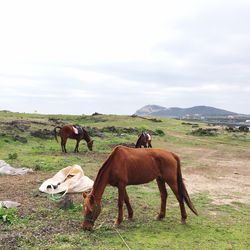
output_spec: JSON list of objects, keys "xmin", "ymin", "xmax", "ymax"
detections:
[
  {"xmin": 175, "ymin": 155, "xmax": 198, "ymax": 216},
  {"xmin": 53, "ymin": 126, "xmax": 62, "ymax": 143}
]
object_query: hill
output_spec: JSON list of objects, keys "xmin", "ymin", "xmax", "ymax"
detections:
[{"xmin": 134, "ymin": 105, "xmax": 238, "ymax": 118}]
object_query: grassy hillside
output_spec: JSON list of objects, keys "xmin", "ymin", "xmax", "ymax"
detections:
[{"xmin": 0, "ymin": 111, "xmax": 250, "ymax": 249}]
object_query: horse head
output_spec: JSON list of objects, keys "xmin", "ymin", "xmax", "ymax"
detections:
[
  {"xmin": 82, "ymin": 192, "xmax": 101, "ymax": 230},
  {"xmin": 87, "ymin": 140, "xmax": 94, "ymax": 151},
  {"xmin": 135, "ymin": 133, "xmax": 148, "ymax": 148}
]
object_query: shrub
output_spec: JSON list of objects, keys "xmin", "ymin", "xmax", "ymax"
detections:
[
  {"xmin": 154, "ymin": 129, "xmax": 165, "ymax": 136},
  {"xmin": 190, "ymin": 128, "xmax": 217, "ymax": 136},
  {"xmin": 8, "ymin": 153, "xmax": 18, "ymax": 160}
]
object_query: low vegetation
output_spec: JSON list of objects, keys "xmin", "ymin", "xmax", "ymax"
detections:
[{"xmin": 0, "ymin": 111, "xmax": 249, "ymax": 249}]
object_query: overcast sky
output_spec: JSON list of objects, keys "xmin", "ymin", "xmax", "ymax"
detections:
[{"xmin": 0, "ymin": 0, "xmax": 250, "ymax": 115}]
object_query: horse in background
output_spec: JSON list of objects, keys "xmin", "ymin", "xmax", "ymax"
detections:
[
  {"xmin": 54, "ymin": 125, "xmax": 93, "ymax": 153},
  {"xmin": 135, "ymin": 131, "xmax": 152, "ymax": 148},
  {"xmin": 81, "ymin": 146, "xmax": 197, "ymax": 230}
]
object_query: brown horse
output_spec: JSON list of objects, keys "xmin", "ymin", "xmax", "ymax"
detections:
[
  {"xmin": 54, "ymin": 125, "xmax": 93, "ymax": 153},
  {"xmin": 82, "ymin": 146, "xmax": 197, "ymax": 230},
  {"xmin": 135, "ymin": 131, "xmax": 152, "ymax": 148}
]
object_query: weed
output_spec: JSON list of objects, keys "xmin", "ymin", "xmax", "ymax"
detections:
[
  {"xmin": 33, "ymin": 164, "xmax": 42, "ymax": 171},
  {"xmin": 55, "ymin": 234, "xmax": 70, "ymax": 243},
  {"xmin": 0, "ymin": 208, "xmax": 19, "ymax": 224},
  {"xmin": 154, "ymin": 129, "xmax": 165, "ymax": 136},
  {"xmin": 8, "ymin": 152, "xmax": 18, "ymax": 160}
]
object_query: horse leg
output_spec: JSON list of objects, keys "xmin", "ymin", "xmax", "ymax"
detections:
[
  {"xmin": 156, "ymin": 177, "xmax": 168, "ymax": 220},
  {"xmin": 115, "ymin": 184, "xmax": 126, "ymax": 226},
  {"xmin": 60, "ymin": 137, "xmax": 67, "ymax": 153},
  {"xmin": 167, "ymin": 181, "xmax": 187, "ymax": 224},
  {"xmin": 63, "ymin": 138, "xmax": 67, "ymax": 153},
  {"xmin": 124, "ymin": 189, "xmax": 133, "ymax": 219},
  {"xmin": 74, "ymin": 140, "xmax": 80, "ymax": 153},
  {"xmin": 148, "ymin": 141, "xmax": 152, "ymax": 148},
  {"xmin": 60, "ymin": 138, "xmax": 64, "ymax": 153}
]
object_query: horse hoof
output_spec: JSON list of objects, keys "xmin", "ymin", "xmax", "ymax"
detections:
[
  {"xmin": 113, "ymin": 219, "xmax": 122, "ymax": 228},
  {"xmin": 181, "ymin": 219, "xmax": 186, "ymax": 225},
  {"xmin": 156, "ymin": 214, "xmax": 165, "ymax": 220},
  {"xmin": 113, "ymin": 222, "xmax": 120, "ymax": 228}
]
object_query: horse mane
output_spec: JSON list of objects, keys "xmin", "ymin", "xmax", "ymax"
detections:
[
  {"xmin": 92, "ymin": 147, "xmax": 118, "ymax": 190},
  {"xmin": 82, "ymin": 128, "xmax": 92, "ymax": 142}
]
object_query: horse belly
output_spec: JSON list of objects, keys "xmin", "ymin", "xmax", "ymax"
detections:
[{"xmin": 126, "ymin": 166, "xmax": 158, "ymax": 185}]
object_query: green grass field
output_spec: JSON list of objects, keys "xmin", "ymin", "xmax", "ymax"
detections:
[{"xmin": 0, "ymin": 111, "xmax": 249, "ymax": 249}]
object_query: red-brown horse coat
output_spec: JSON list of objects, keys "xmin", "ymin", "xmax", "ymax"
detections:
[
  {"xmin": 54, "ymin": 125, "xmax": 93, "ymax": 153},
  {"xmin": 82, "ymin": 146, "xmax": 197, "ymax": 230}
]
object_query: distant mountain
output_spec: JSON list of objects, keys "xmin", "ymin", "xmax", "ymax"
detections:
[
  {"xmin": 134, "ymin": 105, "xmax": 238, "ymax": 118},
  {"xmin": 134, "ymin": 105, "xmax": 167, "ymax": 116}
]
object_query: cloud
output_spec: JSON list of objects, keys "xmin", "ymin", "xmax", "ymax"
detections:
[{"xmin": 0, "ymin": 0, "xmax": 250, "ymax": 114}]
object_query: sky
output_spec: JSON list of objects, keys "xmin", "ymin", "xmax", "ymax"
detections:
[{"xmin": 0, "ymin": 0, "xmax": 250, "ymax": 115}]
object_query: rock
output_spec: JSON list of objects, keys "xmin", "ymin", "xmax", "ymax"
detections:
[
  {"xmin": 30, "ymin": 129, "xmax": 53, "ymax": 139},
  {"xmin": 0, "ymin": 160, "xmax": 33, "ymax": 175},
  {"xmin": 92, "ymin": 112, "xmax": 103, "ymax": 116},
  {"xmin": 57, "ymin": 195, "xmax": 73, "ymax": 210},
  {"xmin": 0, "ymin": 201, "xmax": 21, "ymax": 208},
  {"xmin": 13, "ymin": 135, "xmax": 28, "ymax": 143}
]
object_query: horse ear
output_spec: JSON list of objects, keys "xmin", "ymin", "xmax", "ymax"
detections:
[{"xmin": 83, "ymin": 193, "xmax": 95, "ymax": 212}]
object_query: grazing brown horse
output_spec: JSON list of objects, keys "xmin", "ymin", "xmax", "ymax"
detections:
[
  {"xmin": 54, "ymin": 125, "xmax": 93, "ymax": 153},
  {"xmin": 135, "ymin": 131, "xmax": 152, "ymax": 148},
  {"xmin": 82, "ymin": 146, "xmax": 197, "ymax": 230}
]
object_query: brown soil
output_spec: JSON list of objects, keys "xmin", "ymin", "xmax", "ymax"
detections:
[
  {"xmin": 181, "ymin": 146, "xmax": 250, "ymax": 205},
  {"xmin": 0, "ymin": 172, "xmax": 86, "ymax": 211}
]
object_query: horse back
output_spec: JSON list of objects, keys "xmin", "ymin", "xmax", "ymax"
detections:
[
  {"xmin": 108, "ymin": 146, "xmax": 178, "ymax": 186},
  {"xmin": 59, "ymin": 125, "xmax": 78, "ymax": 139}
]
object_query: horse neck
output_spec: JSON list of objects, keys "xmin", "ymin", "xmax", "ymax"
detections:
[
  {"xmin": 136, "ymin": 134, "xmax": 143, "ymax": 147},
  {"xmin": 91, "ymin": 164, "xmax": 110, "ymax": 203},
  {"xmin": 82, "ymin": 129, "xmax": 91, "ymax": 143}
]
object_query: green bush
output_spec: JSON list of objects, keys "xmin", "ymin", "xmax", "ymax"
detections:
[
  {"xmin": 154, "ymin": 129, "xmax": 165, "ymax": 136},
  {"xmin": 8, "ymin": 152, "xmax": 18, "ymax": 160},
  {"xmin": 190, "ymin": 128, "xmax": 217, "ymax": 136}
]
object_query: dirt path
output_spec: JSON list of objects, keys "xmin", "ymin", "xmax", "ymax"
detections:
[{"xmin": 182, "ymin": 146, "xmax": 250, "ymax": 204}]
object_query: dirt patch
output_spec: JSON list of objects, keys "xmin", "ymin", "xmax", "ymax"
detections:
[
  {"xmin": 0, "ymin": 172, "xmax": 84, "ymax": 249},
  {"xmin": 182, "ymin": 147, "xmax": 250, "ymax": 205},
  {"xmin": 0, "ymin": 171, "xmax": 86, "ymax": 218},
  {"xmin": 0, "ymin": 172, "xmax": 52, "ymax": 207}
]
